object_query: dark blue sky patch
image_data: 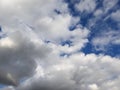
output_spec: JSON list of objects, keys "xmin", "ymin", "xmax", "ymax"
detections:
[
  {"xmin": 61, "ymin": 40, "xmax": 73, "ymax": 47},
  {"xmin": 103, "ymin": 44, "xmax": 120, "ymax": 57},
  {"xmin": 81, "ymin": 41, "xmax": 120, "ymax": 57},
  {"xmin": 105, "ymin": 17, "xmax": 120, "ymax": 30},
  {"xmin": 0, "ymin": 26, "xmax": 2, "ymax": 32},
  {"xmin": 69, "ymin": 25, "xmax": 77, "ymax": 31},
  {"xmin": 95, "ymin": 0, "xmax": 104, "ymax": 9},
  {"xmin": 64, "ymin": 0, "xmax": 120, "ymax": 57},
  {"xmin": 81, "ymin": 41, "xmax": 105, "ymax": 55},
  {"xmin": 64, "ymin": 0, "xmax": 80, "ymax": 16},
  {"xmin": 89, "ymin": 19, "xmax": 109, "ymax": 40},
  {"xmin": 54, "ymin": 9, "xmax": 61, "ymax": 14},
  {"xmin": 69, "ymin": 21, "xmax": 80, "ymax": 31},
  {"xmin": 44, "ymin": 40, "xmax": 51, "ymax": 44},
  {"xmin": 60, "ymin": 53, "xmax": 71, "ymax": 57},
  {"xmin": 64, "ymin": 0, "xmax": 80, "ymax": 4},
  {"xmin": 81, "ymin": 42, "xmax": 94, "ymax": 54},
  {"xmin": 80, "ymin": 12, "xmax": 94, "ymax": 27}
]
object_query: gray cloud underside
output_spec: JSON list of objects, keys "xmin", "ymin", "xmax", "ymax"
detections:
[{"xmin": 15, "ymin": 54, "xmax": 120, "ymax": 90}]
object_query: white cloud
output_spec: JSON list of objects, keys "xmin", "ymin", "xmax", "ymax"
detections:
[
  {"xmin": 111, "ymin": 10, "xmax": 120, "ymax": 22},
  {"xmin": 94, "ymin": 9, "xmax": 103, "ymax": 16},
  {"xmin": 56, "ymin": 28, "xmax": 89, "ymax": 53},
  {"xmin": 0, "ymin": 0, "xmax": 120, "ymax": 90},
  {"xmin": 92, "ymin": 30, "xmax": 120, "ymax": 51},
  {"xmin": 0, "ymin": 0, "xmax": 89, "ymax": 53},
  {"xmin": 75, "ymin": 0, "xmax": 96, "ymax": 13},
  {"xmin": 0, "ymin": 38, "xmax": 15, "ymax": 47},
  {"xmin": 87, "ymin": 0, "xmax": 119, "ymax": 29},
  {"xmin": 88, "ymin": 84, "xmax": 99, "ymax": 90},
  {"xmin": 0, "ymin": 0, "xmax": 90, "ymax": 88},
  {"xmin": 103, "ymin": 0, "xmax": 118, "ymax": 13},
  {"xmin": 10, "ymin": 53, "xmax": 120, "ymax": 90}
]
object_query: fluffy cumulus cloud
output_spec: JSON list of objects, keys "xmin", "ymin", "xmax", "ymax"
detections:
[
  {"xmin": 10, "ymin": 53, "xmax": 120, "ymax": 90},
  {"xmin": 0, "ymin": 0, "xmax": 120, "ymax": 90}
]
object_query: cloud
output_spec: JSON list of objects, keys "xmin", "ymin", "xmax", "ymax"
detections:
[
  {"xmin": 0, "ymin": 0, "xmax": 89, "ymax": 52},
  {"xmin": 110, "ymin": 10, "xmax": 120, "ymax": 22},
  {"xmin": 0, "ymin": 0, "xmax": 68, "ymax": 30},
  {"xmin": 0, "ymin": 0, "xmax": 120, "ymax": 90},
  {"xmin": 84, "ymin": 0, "xmax": 119, "ymax": 29},
  {"xmin": 54, "ymin": 28, "xmax": 89, "ymax": 54},
  {"xmin": 0, "ymin": 0, "xmax": 90, "ymax": 87},
  {"xmin": 0, "ymin": 69, "xmax": 18, "ymax": 86},
  {"xmin": 0, "ymin": 30, "xmax": 52, "ymax": 81},
  {"xmin": 11, "ymin": 53, "xmax": 120, "ymax": 90},
  {"xmin": 92, "ymin": 30, "xmax": 120, "ymax": 51},
  {"xmin": 75, "ymin": 0, "xmax": 96, "ymax": 13},
  {"xmin": 103, "ymin": 0, "xmax": 118, "ymax": 13}
]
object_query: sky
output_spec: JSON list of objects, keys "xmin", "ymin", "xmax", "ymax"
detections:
[{"xmin": 0, "ymin": 0, "xmax": 120, "ymax": 90}]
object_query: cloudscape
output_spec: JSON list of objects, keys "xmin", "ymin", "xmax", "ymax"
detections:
[{"xmin": 0, "ymin": 0, "xmax": 120, "ymax": 90}]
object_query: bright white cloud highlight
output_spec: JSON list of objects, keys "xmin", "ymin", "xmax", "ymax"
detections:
[{"xmin": 0, "ymin": 38, "xmax": 15, "ymax": 47}]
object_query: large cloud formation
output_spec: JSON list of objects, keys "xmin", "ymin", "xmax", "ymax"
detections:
[{"xmin": 0, "ymin": 0, "xmax": 120, "ymax": 90}]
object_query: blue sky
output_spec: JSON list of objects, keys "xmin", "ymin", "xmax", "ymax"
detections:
[
  {"xmin": 0, "ymin": 0, "xmax": 120, "ymax": 90},
  {"xmin": 65, "ymin": 0, "xmax": 120, "ymax": 57}
]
